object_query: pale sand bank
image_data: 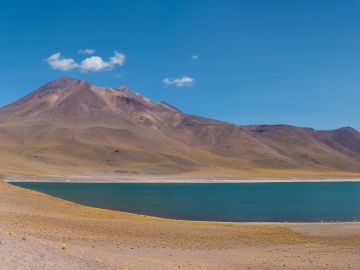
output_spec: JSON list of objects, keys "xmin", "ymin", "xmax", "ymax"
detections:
[
  {"xmin": 1, "ymin": 181, "xmax": 360, "ymax": 269},
  {"xmin": 3, "ymin": 173, "xmax": 360, "ymax": 183}
]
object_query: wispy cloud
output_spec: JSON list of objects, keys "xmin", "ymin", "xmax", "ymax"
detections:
[
  {"xmin": 46, "ymin": 51, "xmax": 126, "ymax": 72},
  {"xmin": 163, "ymin": 76, "xmax": 194, "ymax": 87},
  {"xmin": 109, "ymin": 52, "xmax": 126, "ymax": 65},
  {"xmin": 192, "ymin": 54, "xmax": 199, "ymax": 60},
  {"xmin": 78, "ymin": 49, "xmax": 95, "ymax": 55}
]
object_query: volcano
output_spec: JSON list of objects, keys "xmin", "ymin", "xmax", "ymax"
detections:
[{"xmin": 1, "ymin": 77, "xmax": 360, "ymax": 178}]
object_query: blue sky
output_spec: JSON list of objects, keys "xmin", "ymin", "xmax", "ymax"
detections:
[{"xmin": 1, "ymin": 0, "xmax": 359, "ymax": 130}]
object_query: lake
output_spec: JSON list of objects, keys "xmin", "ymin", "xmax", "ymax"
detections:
[{"xmin": 11, "ymin": 182, "xmax": 360, "ymax": 222}]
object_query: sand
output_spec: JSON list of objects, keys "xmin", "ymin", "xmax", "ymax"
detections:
[
  {"xmin": 1, "ymin": 181, "xmax": 360, "ymax": 269},
  {"xmin": 3, "ymin": 173, "xmax": 360, "ymax": 183}
]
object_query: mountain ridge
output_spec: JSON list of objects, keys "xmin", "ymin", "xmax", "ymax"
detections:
[{"xmin": 0, "ymin": 77, "xmax": 359, "ymax": 178}]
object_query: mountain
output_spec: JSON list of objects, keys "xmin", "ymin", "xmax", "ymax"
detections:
[{"xmin": 0, "ymin": 76, "xmax": 360, "ymax": 178}]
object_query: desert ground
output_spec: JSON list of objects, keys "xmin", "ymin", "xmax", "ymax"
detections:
[{"xmin": 1, "ymin": 181, "xmax": 360, "ymax": 270}]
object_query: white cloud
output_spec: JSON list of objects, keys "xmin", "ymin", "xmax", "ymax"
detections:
[
  {"xmin": 46, "ymin": 51, "xmax": 126, "ymax": 72},
  {"xmin": 192, "ymin": 54, "xmax": 199, "ymax": 60},
  {"xmin": 79, "ymin": 56, "xmax": 111, "ymax": 72},
  {"xmin": 46, "ymin": 53, "xmax": 78, "ymax": 71},
  {"xmin": 78, "ymin": 49, "xmax": 96, "ymax": 55},
  {"xmin": 163, "ymin": 76, "xmax": 194, "ymax": 87}
]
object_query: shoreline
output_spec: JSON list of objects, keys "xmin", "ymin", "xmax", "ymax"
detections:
[
  {"xmin": 5, "ymin": 180, "xmax": 360, "ymax": 226},
  {"xmin": 3, "ymin": 180, "xmax": 360, "ymax": 227},
  {"xmin": 4, "ymin": 176, "xmax": 360, "ymax": 183}
]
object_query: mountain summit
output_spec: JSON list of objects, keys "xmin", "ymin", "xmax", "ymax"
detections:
[
  {"xmin": 0, "ymin": 77, "xmax": 360, "ymax": 177},
  {"xmin": 0, "ymin": 77, "xmax": 181, "ymax": 126}
]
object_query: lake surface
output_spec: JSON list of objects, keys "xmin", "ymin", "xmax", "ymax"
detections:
[{"xmin": 11, "ymin": 182, "xmax": 360, "ymax": 222}]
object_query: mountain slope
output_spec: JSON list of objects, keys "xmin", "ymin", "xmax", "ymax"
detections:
[{"xmin": 0, "ymin": 77, "xmax": 360, "ymax": 178}]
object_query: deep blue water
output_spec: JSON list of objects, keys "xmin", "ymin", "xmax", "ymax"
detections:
[{"xmin": 11, "ymin": 182, "xmax": 360, "ymax": 222}]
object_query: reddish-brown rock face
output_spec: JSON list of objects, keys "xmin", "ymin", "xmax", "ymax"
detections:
[{"xmin": 0, "ymin": 77, "xmax": 359, "ymax": 176}]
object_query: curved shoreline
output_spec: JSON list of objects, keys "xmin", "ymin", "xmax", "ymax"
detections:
[
  {"xmin": 2, "ymin": 180, "xmax": 360, "ymax": 235},
  {"xmin": 6, "ymin": 179, "xmax": 360, "ymax": 226}
]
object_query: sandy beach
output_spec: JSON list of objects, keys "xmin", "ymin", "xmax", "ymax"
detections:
[{"xmin": 1, "ymin": 181, "xmax": 360, "ymax": 269}]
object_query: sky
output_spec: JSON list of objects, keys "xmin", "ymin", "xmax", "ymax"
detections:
[{"xmin": 0, "ymin": 0, "xmax": 359, "ymax": 130}]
